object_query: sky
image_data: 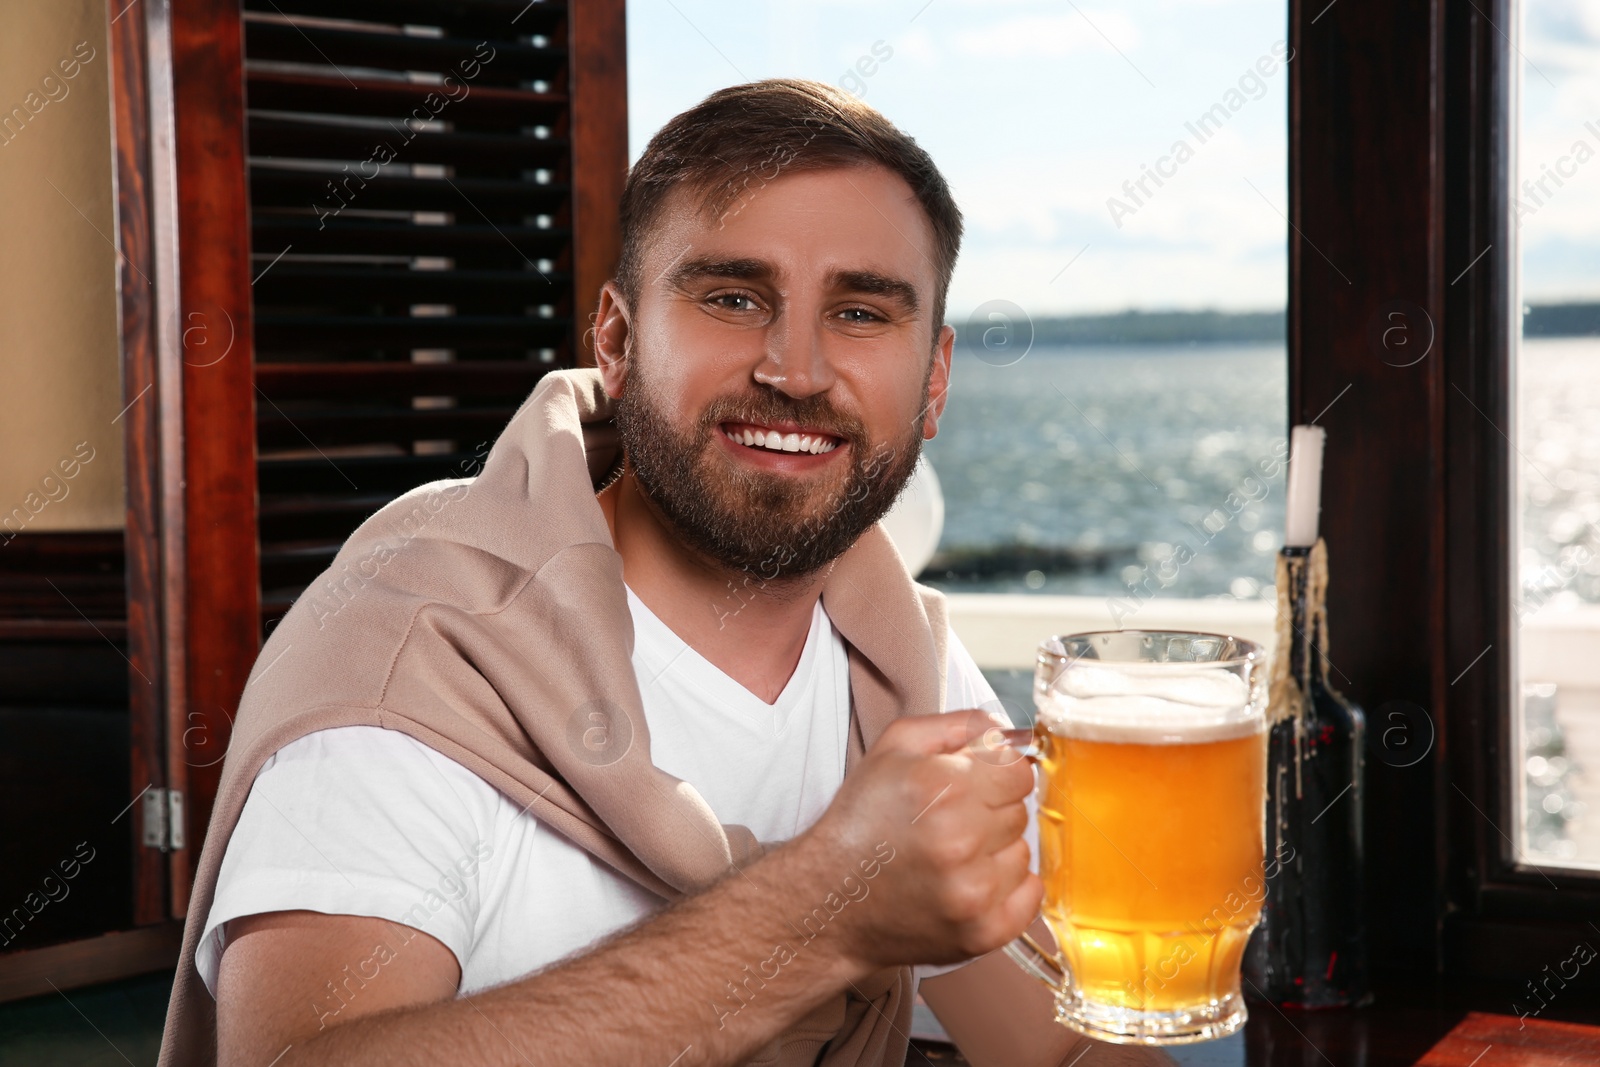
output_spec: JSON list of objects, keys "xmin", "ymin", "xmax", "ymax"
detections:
[
  {"xmin": 1520, "ymin": 0, "xmax": 1600, "ymax": 306},
  {"xmin": 626, "ymin": 0, "xmax": 1600, "ymax": 320}
]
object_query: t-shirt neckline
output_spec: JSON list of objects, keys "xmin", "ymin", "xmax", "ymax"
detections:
[{"xmin": 624, "ymin": 584, "xmax": 833, "ymax": 732}]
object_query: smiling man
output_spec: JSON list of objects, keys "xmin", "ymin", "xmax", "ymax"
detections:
[{"xmin": 159, "ymin": 80, "xmax": 1120, "ymax": 1067}]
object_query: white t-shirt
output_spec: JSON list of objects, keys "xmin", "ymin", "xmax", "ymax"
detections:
[{"xmin": 197, "ymin": 588, "xmax": 1028, "ymax": 1001}]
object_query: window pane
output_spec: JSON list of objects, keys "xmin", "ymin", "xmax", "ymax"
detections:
[{"xmin": 1513, "ymin": 0, "xmax": 1600, "ymax": 870}]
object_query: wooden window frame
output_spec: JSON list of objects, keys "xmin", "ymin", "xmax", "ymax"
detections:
[{"xmin": 1291, "ymin": 0, "xmax": 1600, "ymax": 983}]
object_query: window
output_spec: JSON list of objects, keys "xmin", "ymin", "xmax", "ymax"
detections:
[{"xmin": 1512, "ymin": 0, "xmax": 1600, "ymax": 871}]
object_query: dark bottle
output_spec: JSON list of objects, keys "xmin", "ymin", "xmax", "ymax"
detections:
[{"xmin": 1242, "ymin": 539, "xmax": 1371, "ymax": 1008}]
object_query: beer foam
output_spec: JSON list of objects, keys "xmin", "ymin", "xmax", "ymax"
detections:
[{"xmin": 1035, "ymin": 669, "xmax": 1264, "ymax": 744}]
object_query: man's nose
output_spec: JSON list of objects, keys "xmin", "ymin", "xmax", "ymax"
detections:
[{"xmin": 752, "ymin": 312, "xmax": 837, "ymax": 399}]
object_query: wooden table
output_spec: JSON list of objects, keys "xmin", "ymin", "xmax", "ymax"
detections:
[{"xmin": 1416, "ymin": 1013, "xmax": 1600, "ymax": 1066}]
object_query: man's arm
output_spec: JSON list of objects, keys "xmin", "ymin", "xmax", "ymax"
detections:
[
  {"xmin": 920, "ymin": 932, "xmax": 1178, "ymax": 1067},
  {"xmin": 216, "ymin": 709, "xmax": 1040, "ymax": 1067}
]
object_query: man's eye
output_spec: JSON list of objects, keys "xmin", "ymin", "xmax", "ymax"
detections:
[
  {"xmin": 711, "ymin": 293, "xmax": 758, "ymax": 311},
  {"xmin": 839, "ymin": 307, "xmax": 881, "ymax": 324}
]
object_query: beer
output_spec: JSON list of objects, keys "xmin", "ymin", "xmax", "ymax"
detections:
[
  {"xmin": 1034, "ymin": 712, "xmax": 1268, "ymax": 1015},
  {"xmin": 1004, "ymin": 631, "xmax": 1269, "ymax": 1045}
]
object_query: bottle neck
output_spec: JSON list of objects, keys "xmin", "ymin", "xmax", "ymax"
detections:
[{"xmin": 1283, "ymin": 544, "xmax": 1326, "ymax": 686}]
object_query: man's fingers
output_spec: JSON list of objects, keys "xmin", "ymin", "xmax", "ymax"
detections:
[
  {"xmin": 1003, "ymin": 863, "xmax": 1043, "ymax": 917},
  {"xmin": 969, "ymin": 748, "xmax": 1037, "ymax": 808},
  {"xmin": 993, "ymin": 837, "xmax": 1033, "ymax": 885},
  {"xmin": 881, "ymin": 709, "xmax": 1009, "ymax": 757},
  {"xmin": 972, "ymin": 801, "xmax": 1031, "ymax": 858},
  {"xmin": 984, "ymin": 864, "xmax": 1044, "ymax": 951}
]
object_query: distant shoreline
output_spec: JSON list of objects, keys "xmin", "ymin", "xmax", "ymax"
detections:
[{"xmin": 964, "ymin": 303, "xmax": 1600, "ymax": 345}]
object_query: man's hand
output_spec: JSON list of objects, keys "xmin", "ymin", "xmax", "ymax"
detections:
[{"xmin": 799, "ymin": 708, "xmax": 1041, "ymax": 972}]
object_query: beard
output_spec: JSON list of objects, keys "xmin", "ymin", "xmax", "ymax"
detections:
[{"xmin": 613, "ymin": 357, "xmax": 925, "ymax": 583}]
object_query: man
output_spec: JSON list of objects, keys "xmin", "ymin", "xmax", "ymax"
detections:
[{"xmin": 161, "ymin": 79, "xmax": 1122, "ymax": 1067}]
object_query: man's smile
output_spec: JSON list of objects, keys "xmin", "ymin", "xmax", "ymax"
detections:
[{"xmin": 718, "ymin": 420, "xmax": 845, "ymax": 459}]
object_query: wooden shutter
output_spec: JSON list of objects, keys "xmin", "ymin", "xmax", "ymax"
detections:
[
  {"xmin": 240, "ymin": 0, "xmax": 626, "ymax": 635},
  {"xmin": 0, "ymin": 0, "xmax": 625, "ymax": 989}
]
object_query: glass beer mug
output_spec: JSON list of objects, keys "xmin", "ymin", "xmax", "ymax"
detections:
[{"xmin": 1000, "ymin": 631, "xmax": 1270, "ymax": 1045}]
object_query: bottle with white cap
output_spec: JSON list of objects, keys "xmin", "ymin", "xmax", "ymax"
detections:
[{"xmin": 1242, "ymin": 425, "xmax": 1371, "ymax": 1008}]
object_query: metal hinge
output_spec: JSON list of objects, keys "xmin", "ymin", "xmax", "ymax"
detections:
[{"xmin": 142, "ymin": 788, "xmax": 185, "ymax": 851}]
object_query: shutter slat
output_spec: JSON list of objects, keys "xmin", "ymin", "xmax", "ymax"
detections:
[
  {"xmin": 243, "ymin": 21, "xmax": 564, "ymax": 87},
  {"xmin": 248, "ymin": 115, "xmax": 568, "ymax": 170},
  {"xmin": 259, "ymin": 493, "xmax": 396, "ymax": 545},
  {"xmin": 258, "ymin": 405, "xmax": 516, "ymax": 449},
  {"xmin": 252, "ymin": 218, "xmax": 570, "ymax": 260},
  {"xmin": 260, "ymin": 540, "xmax": 346, "ymax": 591},
  {"xmin": 257, "ymin": 360, "xmax": 547, "ymax": 396},
  {"xmin": 247, "ymin": 72, "xmax": 568, "ymax": 126},
  {"xmin": 255, "ymin": 265, "xmax": 566, "ymax": 304},
  {"xmin": 258, "ymin": 453, "xmax": 477, "ymax": 495},
  {"xmin": 249, "ymin": 166, "xmax": 568, "ymax": 214},
  {"xmin": 240, "ymin": 0, "xmax": 567, "ymax": 40},
  {"xmin": 255, "ymin": 314, "xmax": 568, "ymax": 352}
]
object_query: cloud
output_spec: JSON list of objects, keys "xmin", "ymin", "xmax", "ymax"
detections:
[
  {"xmin": 1516, "ymin": 0, "xmax": 1600, "ymax": 291},
  {"xmin": 952, "ymin": 10, "xmax": 1141, "ymax": 59},
  {"xmin": 945, "ymin": 235, "xmax": 1287, "ymax": 317}
]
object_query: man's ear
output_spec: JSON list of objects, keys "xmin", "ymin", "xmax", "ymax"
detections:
[
  {"xmin": 920, "ymin": 323, "xmax": 955, "ymax": 440},
  {"xmin": 592, "ymin": 281, "xmax": 632, "ymax": 398}
]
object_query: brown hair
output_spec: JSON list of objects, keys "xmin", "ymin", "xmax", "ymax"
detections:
[{"xmin": 615, "ymin": 78, "xmax": 964, "ymax": 334}]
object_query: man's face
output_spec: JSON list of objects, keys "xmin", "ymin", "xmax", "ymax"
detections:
[{"xmin": 603, "ymin": 163, "xmax": 953, "ymax": 581}]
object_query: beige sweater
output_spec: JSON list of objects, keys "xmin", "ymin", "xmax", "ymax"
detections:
[{"xmin": 158, "ymin": 368, "xmax": 951, "ymax": 1067}]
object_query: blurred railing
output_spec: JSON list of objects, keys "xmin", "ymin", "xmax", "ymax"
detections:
[{"xmin": 947, "ymin": 593, "xmax": 1276, "ymax": 670}]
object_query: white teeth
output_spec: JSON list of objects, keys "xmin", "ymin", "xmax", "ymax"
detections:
[{"xmin": 726, "ymin": 425, "xmax": 839, "ymax": 455}]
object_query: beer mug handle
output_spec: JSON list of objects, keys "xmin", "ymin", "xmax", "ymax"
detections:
[
  {"xmin": 1003, "ymin": 928, "xmax": 1067, "ymax": 991},
  {"xmin": 987, "ymin": 726, "xmax": 1040, "ymax": 760}
]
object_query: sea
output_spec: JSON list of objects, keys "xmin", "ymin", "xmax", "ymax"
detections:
[
  {"xmin": 920, "ymin": 337, "xmax": 1600, "ymax": 608},
  {"xmin": 1518, "ymin": 337, "xmax": 1600, "ymax": 609},
  {"xmin": 922, "ymin": 341, "xmax": 1289, "ymax": 602}
]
